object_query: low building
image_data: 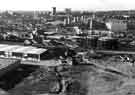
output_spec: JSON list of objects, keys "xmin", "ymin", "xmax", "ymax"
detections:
[
  {"xmin": 106, "ymin": 19, "xmax": 127, "ymax": 32},
  {"xmin": 0, "ymin": 44, "xmax": 47, "ymax": 62}
]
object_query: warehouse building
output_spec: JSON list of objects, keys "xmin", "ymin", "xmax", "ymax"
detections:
[
  {"xmin": 0, "ymin": 44, "xmax": 47, "ymax": 62},
  {"xmin": 106, "ymin": 19, "xmax": 127, "ymax": 32},
  {"xmin": 11, "ymin": 46, "xmax": 34, "ymax": 59},
  {"xmin": 25, "ymin": 48, "xmax": 46, "ymax": 61},
  {"xmin": 0, "ymin": 45, "xmax": 20, "ymax": 58}
]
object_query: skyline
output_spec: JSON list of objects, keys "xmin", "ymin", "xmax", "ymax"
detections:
[{"xmin": 0, "ymin": 0, "xmax": 135, "ymax": 11}]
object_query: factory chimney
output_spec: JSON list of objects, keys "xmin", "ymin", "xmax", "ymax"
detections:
[
  {"xmin": 89, "ymin": 13, "xmax": 95, "ymax": 30},
  {"xmin": 52, "ymin": 7, "xmax": 56, "ymax": 15},
  {"xmin": 64, "ymin": 19, "xmax": 67, "ymax": 25},
  {"xmin": 67, "ymin": 17, "xmax": 70, "ymax": 24}
]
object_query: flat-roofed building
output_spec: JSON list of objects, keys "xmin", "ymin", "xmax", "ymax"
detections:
[
  {"xmin": 0, "ymin": 45, "xmax": 20, "ymax": 58},
  {"xmin": 11, "ymin": 46, "xmax": 33, "ymax": 59},
  {"xmin": 0, "ymin": 44, "xmax": 9, "ymax": 56},
  {"xmin": 0, "ymin": 46, "xmax": 8, "ymax": 57},
  {"xmin": 0, "ymin": 44, "xmax": 47, "ymax": 62},
  {"xmin": 106, "ymin": 19, "xmax": 127, "ymax": 32},
  {"xmin": 26, "ymin": 48, "xmax": 47, "ymax": 62}
]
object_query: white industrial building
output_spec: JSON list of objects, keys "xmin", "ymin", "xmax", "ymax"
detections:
[
  {"xmin": 0, "ymin": 44, "xmax": 47, "ymax": 62},
  {"xmin": 106, "ymin": 20, "xmax": 127, "ymax": 32}
]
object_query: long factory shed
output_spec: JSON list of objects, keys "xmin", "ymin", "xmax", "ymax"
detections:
[{"xmin": 0, "ymin": 44, "xmax": 47, "ymax": 61}]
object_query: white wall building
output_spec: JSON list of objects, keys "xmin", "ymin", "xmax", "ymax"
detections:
[
  {"xmin": 0, "ymin": 44, "xmax": 47, "ymax": 62},
  {"xmin": 106, "ymin": 20, "xmax": 127, "ymax": 32}
]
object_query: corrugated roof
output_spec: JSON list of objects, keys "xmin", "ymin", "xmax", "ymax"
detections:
[
  {"xmin": 12, "ymin": 46, "xmax": 32, "ymax": 53},
  {"xmin": 0, "ymin": 45, "xmax": 21, "ymax": 52},
  {"xmin": 0, "ymin": 45, "xmax": 9, "ymax": 51},
  {"xmin": 20, "ymin": 47, "xmax": 35, "ymax": 53},
  {"xmin": 0, "ymin": 44, "xmax": 8, "ymax": 48},
  {"xmin": 26, "ymin": 48, "xmax": 47, "ymax": 54},
  {"xmin": 0, "ymin": 44, "xmax": 47, "ymax": 55}
]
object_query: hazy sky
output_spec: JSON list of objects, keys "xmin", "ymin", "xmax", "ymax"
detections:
[{"xmin": 1, "ymin": 0, "xmax": 135, "ymax": 11}]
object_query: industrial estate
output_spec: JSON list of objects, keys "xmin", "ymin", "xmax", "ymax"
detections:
[{"xmin": 0, "ymin": 7, "xmax": 135, "ymax": 95}]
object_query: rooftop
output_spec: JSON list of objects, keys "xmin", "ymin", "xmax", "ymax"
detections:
[
  {"xmin": 26, "ymin": 48, "xmax": 47, "ymax": 54},
  {"xmin": 0, "ymin": 44, "xmax": 47, "ymax": 55}
]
